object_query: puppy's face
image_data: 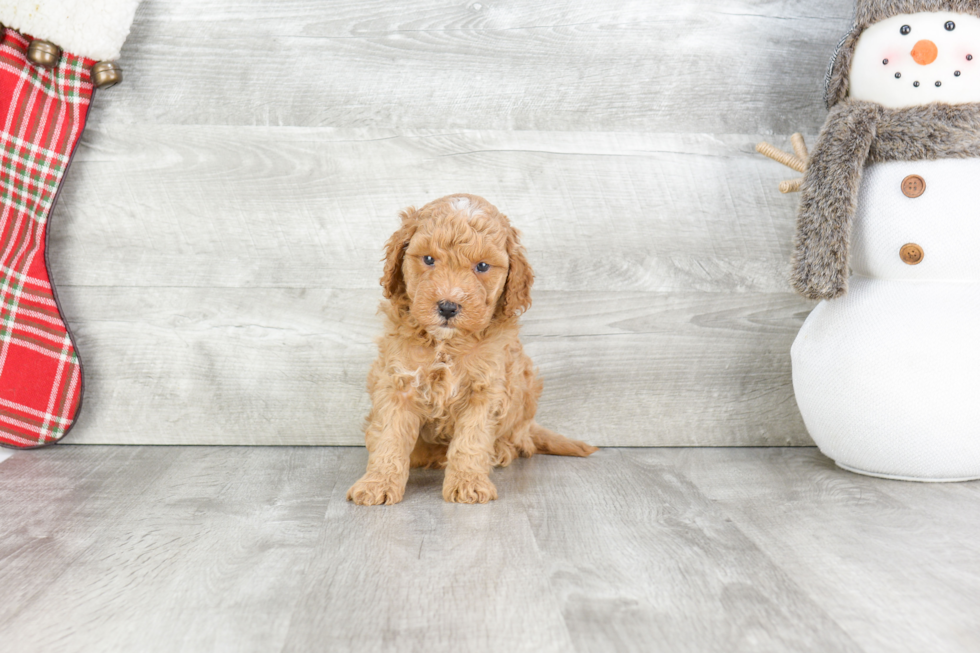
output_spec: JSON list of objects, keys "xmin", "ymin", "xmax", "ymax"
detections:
[
  {"xmin": 381, "ymin": 195, "xmax": 533, "ymax": 340},
  {"xmin": 404, "ymin": 200, "xmax": 509, "ymax": 339}
]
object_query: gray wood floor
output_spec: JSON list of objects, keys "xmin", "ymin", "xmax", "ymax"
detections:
[
  {"xmin": 1, "ymin": 446, "xmax": 977, "ymax": 652},
  {"xmin": 48, "ymin": 0, "xmax": 859, "ymax": 446}
]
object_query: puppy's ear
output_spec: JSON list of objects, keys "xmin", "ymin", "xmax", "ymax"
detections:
[
  {"xmin": 499, "ymin": 227, "xmax": 534, "ymax": 318},
  {"xmin": 381, "ymin": 207, "xmax": 419, "ymax": 300}
]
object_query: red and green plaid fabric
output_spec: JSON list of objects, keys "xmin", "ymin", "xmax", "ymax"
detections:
[{"xmin": 0, "ymin": 29, "xmax": 94, "ymax": 448}]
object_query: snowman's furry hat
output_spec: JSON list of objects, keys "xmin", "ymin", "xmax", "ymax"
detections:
[{"xmin": 825, "ymin": 0, "xmax": 980, "ymax": 107}]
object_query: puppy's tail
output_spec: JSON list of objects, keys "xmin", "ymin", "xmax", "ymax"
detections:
[{"xmin": 530, "ymin": 422, "xmax": 598, "ymax": 458}]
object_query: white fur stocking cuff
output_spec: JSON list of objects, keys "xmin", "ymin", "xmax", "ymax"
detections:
[{"xmin": 0, "ymin": 0, "xmax": 141, "ymax": 61}]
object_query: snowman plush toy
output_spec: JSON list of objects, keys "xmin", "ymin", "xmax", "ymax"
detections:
[{"xmin": 786, "ymin": 0, "xmax": 980, "ymax": 481}]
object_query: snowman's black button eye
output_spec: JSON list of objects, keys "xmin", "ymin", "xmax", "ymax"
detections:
[
  {"xmin": 423, "ymin": 255, "xmax": 435, "ymax": 266},
  {"xmin": 946, "ymin": 21, "xmax": 956, "ymax": 31},
  {"xmin": 895, "ymin": 72, "xmax": 902, "ymax": 78},
  {"xmin": 883, "ymin": 58, "xmax": 889, "ymax": 65},
  {"xmin": 914, "ymin": 81, "xmax": 921, "ymax": 87},
  {"xmin": 936, "ymin": 81, "xmax": 942, "ymax": 87},
  {"xmin": 901, "ymin": 25, "xmax": 911, "ymax": 35},
  {"xmin": 475, "ymin": 262, "xmax": 490, "ymax": 273},
  {"xmin": 969, "ymin": 54, "xmax": 974, "ymax": 61},
  {"xmin": 955, "ymin": 70, "xmax": 962, "ymax": 76}
]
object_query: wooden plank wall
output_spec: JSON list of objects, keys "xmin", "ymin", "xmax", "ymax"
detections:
[{"xmin": 51, "ymin": 0, "xmax": 853, "ymax": 446}]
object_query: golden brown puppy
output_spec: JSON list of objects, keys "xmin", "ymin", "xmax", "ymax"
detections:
[{"xmin": 347, "ymin": 194, "xmax": 598, "ymax": 505}]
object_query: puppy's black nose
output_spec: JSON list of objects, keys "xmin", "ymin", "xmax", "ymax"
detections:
[{"xmin": 438, "ymin": 301, "xmax": 459, "ymax": 320}]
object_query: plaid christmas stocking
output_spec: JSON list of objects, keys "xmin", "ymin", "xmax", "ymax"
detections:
[
  {"xmin": 0, "ymin": 3, "xmax": 137, "ymax": 449},
  {"xmin": 0, "ymin": 29, "xmax": 95, "ymax": 448}
]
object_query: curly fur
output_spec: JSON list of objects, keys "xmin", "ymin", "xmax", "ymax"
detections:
[
  {"xmin": 794, "ymin": 100, "xmax": 980, "ymax": 299},
  {"xmin": 347, "ymin": 194, "xmax": 597, "ymax": 506}
]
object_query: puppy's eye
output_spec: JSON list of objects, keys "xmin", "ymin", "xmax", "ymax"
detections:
[
  {"xmin": 946, "ymin": 21, "xmax": 956, "ymax": 31},
  {"xmin": 475, "ymin": 262, "xmax": 490, "ymax": 273},
  {"xmin": 901, "ymin": 25, "xmax": 911, "ymax": 35},
  {"xmin": 423, "ymin": 255, "xmax": 435, "ymax": 266}
]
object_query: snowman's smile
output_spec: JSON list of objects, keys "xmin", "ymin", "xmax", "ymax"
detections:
[{"xmin": 884, "ymin": 49, "xmax": 969, "ymax": 90}]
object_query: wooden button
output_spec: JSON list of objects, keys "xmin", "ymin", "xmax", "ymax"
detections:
[
  {"xmin": 901, "ymin": 174, "xmax": 926, "ymax": 198},
  {"xmin": 900, "ymin": 243, "xmax": 924, "ymax": 265},
  {"xmin": 90, "ymin": 61, "xmax": 123, "ymax": 89},
  {"xmin": 27, "ymin": 39, "xmax": 61, "ymax": 68}
]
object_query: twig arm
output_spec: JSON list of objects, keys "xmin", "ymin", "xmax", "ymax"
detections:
[
  {"xmin": 756, "ymin": 141, "xmax": 806, "ymax": 174},
  {"xmin": 779, "ymin": 178, "xmax": 804, "ymax": 194},
  {"xmin": 790, "ymin": 133, "xmax": 808, "ymax": 160}
]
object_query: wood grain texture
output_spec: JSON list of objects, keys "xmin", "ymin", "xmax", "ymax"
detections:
[
  {"xmin": 91, "ymin": 0, "xmax": 852, "ymax": 134},
  {"xmin": 52, "ymin": 127, "xmax": 809, "ymax": 294},
  {"xmin": 44, "ymin": 0, "xmax": 850, "ymax": 445},
  {"xmin": 282, "ymin": 450, "xmax": 575, "ymax": 652},
  {"xmin": 3, "ymin": 447, "xmax": 979, "ymax": 652},
  {"xmin": 60, "ymin": 288, "xmax": 811, "ymax": 446},
  {"xmin": 0, "ymin": 447, "xmax": 342, "ymax": 652},
  {"xmin": 50, "ymin": 126, "xmax": 818, "ymax": 445},
  {"xmin": 668, "ymin": 448, "xmax": 980, "ymax": 653},
  {"xmin": 518, "ymin": 449, "xmax": 862, "ymax": 653},
  {"xmin": 0, "ymin": 448, "xmax": 184, "ymax": 625}
]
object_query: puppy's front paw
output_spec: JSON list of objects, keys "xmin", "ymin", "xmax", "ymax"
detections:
[
  {"xmin": 443, "ymin": 472, "xmax": 497, "ymax": 504},
  {"xmin": 347, "ymin": 473, "xmax": 406, "ymax": 506}
]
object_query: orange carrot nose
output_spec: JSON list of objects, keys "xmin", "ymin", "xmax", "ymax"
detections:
[{"xmin": 911, "ymin": 39, "xmax": 938, "ymax": 65}]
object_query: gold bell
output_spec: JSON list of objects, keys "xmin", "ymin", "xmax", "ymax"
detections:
[
  {"xmin": 90, "ymin": 61, "xmax": 123, "ymax": 89},
  {"xmin": 27, "ymin": 39, "xmax": 61, "ymax": 68}
]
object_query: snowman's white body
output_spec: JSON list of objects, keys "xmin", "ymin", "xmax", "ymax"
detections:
[
  {"xmin": 793, "ymin": 159, "xmax": 980, "ymax": 480},
  {"xmin": 792, "ymin": 11, "xmax": 980, "ymax": 480}
]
